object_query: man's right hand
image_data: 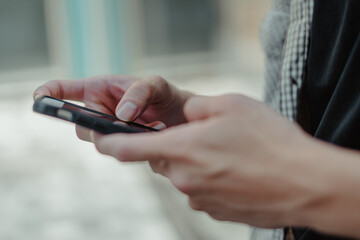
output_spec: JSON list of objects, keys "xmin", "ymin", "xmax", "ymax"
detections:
[
  {"xmin": 33, "ymin": 75, "xmax": 193, "ymax": 128},
  {"xmin": 34, "ymin": 75, "xmax": 194, "ymax": 175}
]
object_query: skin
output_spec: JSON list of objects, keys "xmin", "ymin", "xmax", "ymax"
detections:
[
  {"xmin": 34, "ymin": 75, "xmax": 360, "ymax": 238},
  {"xmin": 33, "ymin": 75, "xmax": 192, "ymax": 171}
]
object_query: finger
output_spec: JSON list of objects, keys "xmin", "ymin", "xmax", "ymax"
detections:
[
  {"xmin": 93, "ymin": 128, "xmax": 185, "ymax": 162},
  {"xmin": 76, "ymin": 125, "xmax": 94, "ymax": 142},
  {"xmin": 146, "ymin": 121, "xmax": 166, "ymax": 130},
  {"xmin": 149, "ymin": 159, "xmax": 169, "ymax": 176},
  {"xmin": 33, "ymin": 79, "xmax": 86, "ymax": 101},
  {"xmin": 94, "ymin": 133, "xmax": 164, "ymax": 162},
  {"xmin": 115, "ymin": 76, "xmax": 173, "ymax": 121}
]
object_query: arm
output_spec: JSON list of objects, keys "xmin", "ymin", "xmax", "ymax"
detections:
[
  {"xmin": 293, "ymin": 141, "xmax": 360, "ymax": 238},
  {"xmin": 92, "ymin": 94, "xmax": 360, "ymax": 238}
]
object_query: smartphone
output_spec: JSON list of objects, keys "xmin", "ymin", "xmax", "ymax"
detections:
[{"xmin": 33, "ymin": 96, "xmax": 159, "ymax": 134}]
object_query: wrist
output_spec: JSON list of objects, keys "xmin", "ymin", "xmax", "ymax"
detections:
[{"xmin": 289, "ymin": 138, "xmax": 360, "ymax": 237}]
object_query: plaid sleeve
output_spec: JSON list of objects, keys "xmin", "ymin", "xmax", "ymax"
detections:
[{"xmin": 279, "ymin": 0, "xmax": 314, "ymax": 121}]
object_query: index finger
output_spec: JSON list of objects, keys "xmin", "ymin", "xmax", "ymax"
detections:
[
  {"xmin": 93, "ymin": 125, "xmax": 190, "ymax": 162},
  {"xmin": 94, "ymin": 133, "xmax": 170, "ymax": 162},
  {"xmin": 33, "ymin": 79, "xmax": 86, "ymax": 101}
]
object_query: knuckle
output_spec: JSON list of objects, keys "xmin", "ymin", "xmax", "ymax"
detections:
[
  {"xmin": 188, "ymin": 198, "xmax": 204, "ymax": 211},
  {"xmin": 132, "ymin": 79, "xmax": 150, "ymax": 90},
  {"xmin": 94, "ymin": 141, "xmax": 104, "ymax": 154},
  {"xmin": 149, "ymin": 160, "xmax": 161, "ymax": 174},
  {"xmin": 126, "ymin": 80, "xmax": 154, "ymax": 101},
  {"xmin": 47, "ymin": 79, "xmax": 61, "ymax": 88},
  {"xmin": 93, "ymin": 137, "xmax": 107, "ymax": 154},
  {"xmin": 47, "ymin": 79, "xmax": 63, "ymax": 98},
  {"xmin": 171, "ymin": 175, "xmax": 200, "ymax": 196},
  {"xmin": 95, "ymin": 137, "xmax": 131, "ymax": 161},
  {"xmin": 149, "ymin": 159, "xmax": 168, "ymax": 175},
  {"xmin": 97, "ymin": 75, "xmax": 114, "ymax": 85},
  {"xmin": 146, "ymin": 75, "xmax": 169, "ymax": 90},
  {"xmin": 146, "ymin": 75, "xmax": 165, "ymax": 83},
  {"xmin": 113, "ymin": 146, "xmax": 131, "ymax": 161}
]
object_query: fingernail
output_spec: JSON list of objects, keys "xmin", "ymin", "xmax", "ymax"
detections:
[
  {"xmin": 34, "ymin": 94, "xmax": 40, "ymax": 100},
  {"xmin": 153, "ymin": 122, "xmax": 166, "ymax": 130},
  {"xmin": 116, "ymin": 102, "xmax": 138, "ymax": 121}
]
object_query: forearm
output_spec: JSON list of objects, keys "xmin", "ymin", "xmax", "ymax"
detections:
[{"xmin": 291, "ymin": 138, "xmax": 360, "ymax": 238}]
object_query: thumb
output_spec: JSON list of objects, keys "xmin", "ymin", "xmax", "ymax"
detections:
[
  {"xmin": 184, "ymin": 94, "xmax": 251, "ymax": 122},
  {"xmin": 115, "ymin": 76, "xmax": 172, "ymax": 122}
]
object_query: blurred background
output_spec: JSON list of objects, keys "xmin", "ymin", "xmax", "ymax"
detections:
[{"xmin": 0, "ymin": 0, "xmax": 271, "ymax": 239}]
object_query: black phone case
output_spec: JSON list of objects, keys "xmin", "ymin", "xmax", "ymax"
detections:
[{"xmin": 33, "ymin": 96, "xmax": 158, "ymax": 134}]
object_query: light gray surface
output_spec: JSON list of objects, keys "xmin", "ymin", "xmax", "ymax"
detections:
[{"xmin": 0, "ymin": 95, "xmax": 180, "ymax": 240}]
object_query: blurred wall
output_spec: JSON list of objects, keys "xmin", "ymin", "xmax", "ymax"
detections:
[
  {"xmin": 0, "ymin": 1, "xmax": 272, "ymax": 239},
  {"xmin": 0, "ymin": 0, "xmax": 271, "ymax": 85}
]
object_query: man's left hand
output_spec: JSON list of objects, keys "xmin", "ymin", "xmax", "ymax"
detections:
[{"xmin": 92, "ymin": 94, "xmax": 326, "ymax": 228}]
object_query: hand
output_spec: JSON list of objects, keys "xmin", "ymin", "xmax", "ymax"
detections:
[
  {"xmin": 34, "ymin": 75, "xmax": 194, "ymax": 145},
  {"xmin": 92, "ymin": 94, "xmax": 320, "ymax": 228},
  {"xmin": 34, "ymin": 75, "xmax": 194, "ymax": 174},
  {"xmin": 34, "ymin": 75, "xmax": 193, "ymax": 127}
]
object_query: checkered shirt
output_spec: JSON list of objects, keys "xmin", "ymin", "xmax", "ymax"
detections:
[
  {"xmin": 251, "ymin": 0, "xmax": 314, "ymax": 240},
  {"xmin": 279, "ymin": 0, "xmax": 314, "ymax": 121}
]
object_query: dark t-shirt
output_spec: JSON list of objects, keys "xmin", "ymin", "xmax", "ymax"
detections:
[{"xmin": 294, "ymin": 0, "xmax": 360, "ymax": 239}]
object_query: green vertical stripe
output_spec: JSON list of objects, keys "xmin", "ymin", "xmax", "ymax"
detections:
[
  {"xmin": 105, "ymin": 0, "xmax": 130, "ymax": 74},
  {"xmin": 65, "ymin": 0, "xmax": 91, "ymax": 78},
  {"xmin": 65, "ymin": 0, "xmax": 130, "ymax": 77}
]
